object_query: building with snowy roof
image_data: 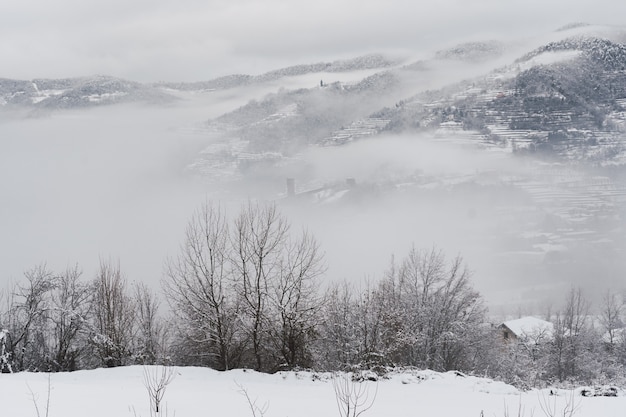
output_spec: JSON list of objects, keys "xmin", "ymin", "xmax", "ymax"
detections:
[{"xmin": 499, "ymin": 316, "xmax": 554, "ymax": 345}]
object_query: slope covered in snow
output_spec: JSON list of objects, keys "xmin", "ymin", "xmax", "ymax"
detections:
[{"xmin": 1, "ymin": 366, "xmax": 624, "ymax": 417}]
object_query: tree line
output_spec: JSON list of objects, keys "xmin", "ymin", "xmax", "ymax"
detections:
[{"xmin": 2, "ymin": 201, "xmax": 626, "ymax": 388}]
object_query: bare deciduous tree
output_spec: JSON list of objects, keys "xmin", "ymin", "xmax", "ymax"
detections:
[
  {"xmin": 143, "ymin": 365, "xmax": 176, "ymax": 416},
  {"xmin": 164, "ymin": 202, "xmax": 243, "ymax": 370},
  {"xmin": 91, "ymin": 260, "xmax": 135, "ymax": 367},
  {"xmin": 318, "ymin": 282, "xmax": 360, "ymax": 370},
  {"xmin": 0, "ymin": 265, "xmax": 93, "ymax": 372},
  {"xmin": 49, "ymin": 265, "xmax": 91, "ymax": 371},
  {"xmin": 600, "ymin": 290, "xmax": 623, "ymax": 346},
  {"xmin": 550, "ymin": 288, "xmax": 592, "ymax": 382},
  {"xmin": 393, "ymin": 247, "xmax": 485, "ymax": 371},
  {"xmin": 166, "ymin": 201, "xmax": 326, "ymax": 372},
  {"xmin": 9, "ymin": 264, "xmax": 56, "ymax": 371},
  {"xmin": 269, "ymin": 230, "xmax": 324, "ymax": 369},
  {"xmin": 232, "ymin": 202, "xmax": 289, "ymax": 371},
  {"xmin": 332, "ymin": 373, "xmax": 377, "ymax": 417},
  {"xmin": 27, "ymin": 373, "xmax": 52, "ymax": 417},
  {"xmin": 318, "ymin": 247, "xmax": 485, "ymax": 373},
  {"xmin": 135, "ymin": 283, "xmax": 168, "ymax": 365}
]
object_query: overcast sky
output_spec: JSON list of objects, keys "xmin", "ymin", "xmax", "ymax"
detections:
[{"xmin": 1, "ymin": 0, "xmax": 625, "ymax": 82}]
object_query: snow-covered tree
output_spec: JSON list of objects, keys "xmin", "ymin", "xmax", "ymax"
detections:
[
  {"xmin": 5, "ymin": 265, "xmax": 56, "ymax": 371},
  {"xmin": 317, "ymin": 247, "xmax": 486, "ymax": 373},
  {"xmin": 48, "ymin": 265, "xmax": 92, "ymax": 371},
  {"xmin": 317, "ymin": 282, "xmax": 361, "ymax": 370},
  {"xmin": 384, "ymin": 247, "xmax": 485, "ymax": 371},
  {"xmin": 0, "ymin": 328, "xmax": 12, "ymax": 373},
  {"xmin": 90, "ymin": 260, "xmax": 135, "ymax": 367}
]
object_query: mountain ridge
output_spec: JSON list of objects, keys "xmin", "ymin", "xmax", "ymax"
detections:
[
  {"xmin": 0, "ymin": 53, "xmax": 400, "ymax": 112},
  {"xmin": 3, "ymin": 29, "xmax": 626, "ymax": 167}
]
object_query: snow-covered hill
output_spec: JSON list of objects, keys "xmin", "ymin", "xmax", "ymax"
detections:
[
  {"xmin": 0, "ymin": 54, "xmax": 398, "ymax": 113},
  {"xmin": 0, "ymin": 75, "xmax": 176, "ymax": 109},
  {"xmin": 1, "ymin": 366, "xmax": 623, "ymax": 417}
]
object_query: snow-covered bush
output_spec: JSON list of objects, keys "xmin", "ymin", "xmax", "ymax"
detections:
[{"xmin": 0, "ymin": 328, "xmax": 12, "ymax": 373}]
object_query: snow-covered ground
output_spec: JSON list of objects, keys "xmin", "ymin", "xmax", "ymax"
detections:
[{"xmin": 2, "ymin": 366, "xmax": 624, "ymax": 417}]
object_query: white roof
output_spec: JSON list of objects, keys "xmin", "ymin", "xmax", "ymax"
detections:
[{"xmin": 502, "ymin": 317, "xmax": 554, "ymax": 340}]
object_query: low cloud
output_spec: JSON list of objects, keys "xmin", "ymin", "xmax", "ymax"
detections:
[{"xmin": 1, "ymin": 0, "xmax": 625, "ymax": 82}]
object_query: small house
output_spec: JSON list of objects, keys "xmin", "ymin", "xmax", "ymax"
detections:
[{"xmin": 500, "ymin": 316, "xmax": 554, "ymax": 345}]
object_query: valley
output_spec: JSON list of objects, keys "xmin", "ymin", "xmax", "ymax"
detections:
[{"xmin": 2, "ymin": 24, "xmax": 626, "ymax": 310}]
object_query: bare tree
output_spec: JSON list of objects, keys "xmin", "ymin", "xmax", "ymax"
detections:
[
  {"xmin": 27, "ymin": 373, "xmax": 53, "ymax": 417},
  {"xmin": 370, "ymin": 261, "xmax": 407, "ymax": 367},
  {"xmin": 332, "ymin": 373, "xmax": 377, "ymax": 417},
  {"xmin": 135, "ymin": 283, "xmax": 167, "ymax": 365},
  {"xmin": 90, "ymin": 260, "xmax": 135, "ymax": 367},
  {"xmin": 395, "ymin": 247, "xmax": 485, "ymax": 371},
  {"xmin": 143, "ymin": 365, "xmax": 176, "ymax": 416},
  {"xmin": 316, "ymin": 247, "xmax": 485, "ymax": 373},
  {"xmin": 600, "ymin": 290, "xmax": 623, "ymax": 346},
  {"xmin": 0, "ymin": 265, "xmax": 93, "ymax": 372},
  {"xmin": 550, "ymin": 287, "xmax": 593, "ymax": 382},
  {"xmin": 166, "ymin": 201, "xmax": 325, "ymax": 372},
  {"xmin": 599, "ymin": 289, "xmax": 626, "ymax": 374},
  {"xmin": 269, "ymin": 230, "xmax": 325, "ymax": 368},
  {"xmin": 318, "ymin": 282, "xmax": 360, "ymax": 370},
  {"xmin": 232, "ymin": 201, "xmax": 289, "ymax": 371},
  {"xmin": 164, "ymin": 202, "xmax": 243, "ymax": 370},
  {"xmin": 48, "ymin": 265, "xmax": 91, "ymax": 371},
  {"xmin": 7, "ymin": 264, "xmax": 56, "ymax": 371}
]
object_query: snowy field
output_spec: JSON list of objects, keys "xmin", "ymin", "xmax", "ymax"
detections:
[{"xmin": 2, "ymin": 366, "xmax": 625, "ymax": 417}]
